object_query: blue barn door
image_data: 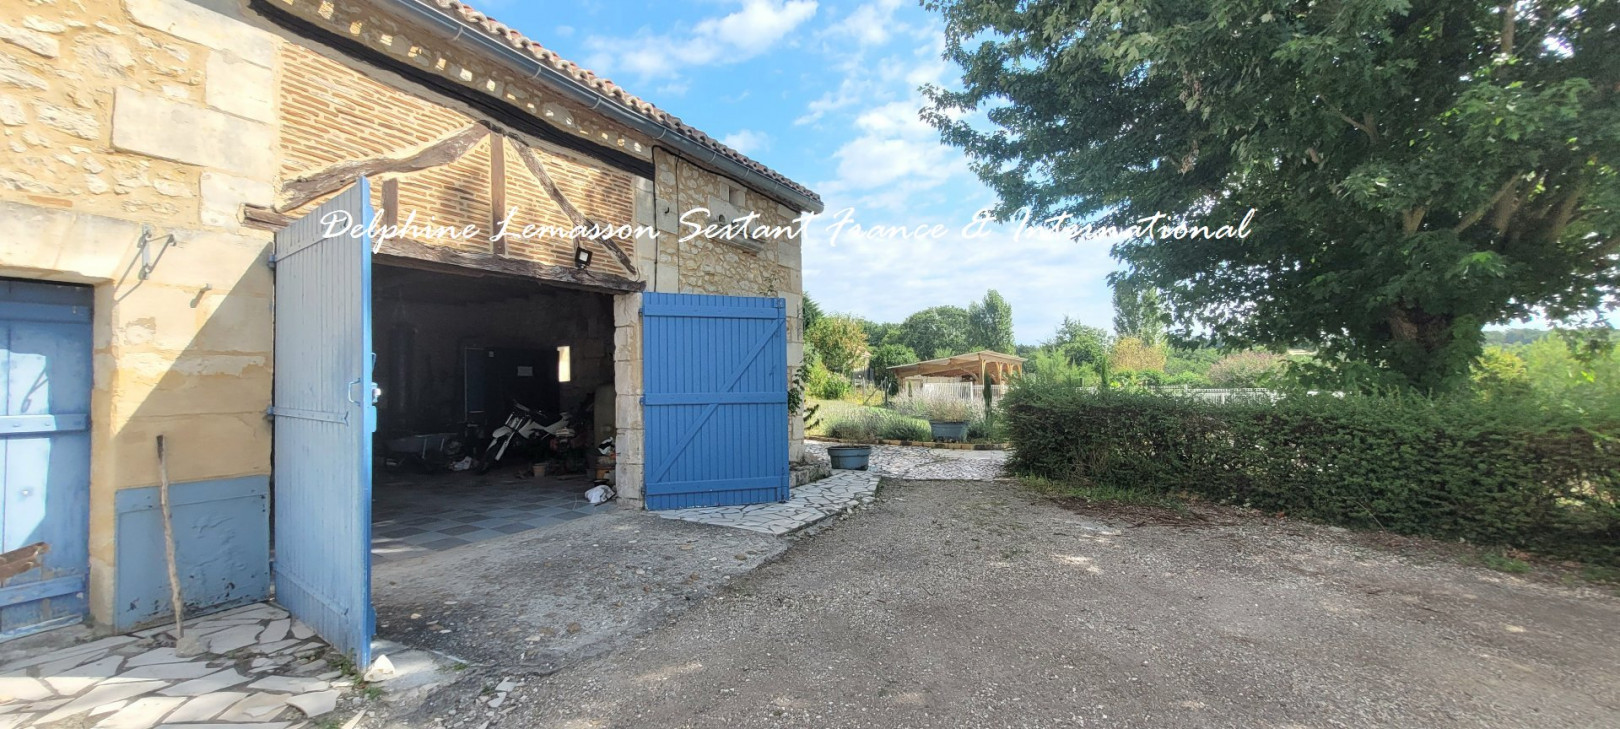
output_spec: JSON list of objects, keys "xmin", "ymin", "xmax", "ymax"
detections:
[
  {"xmin": 642, "ymin": 293, "xmax": 789, "ymax": 510},
  {"xmin": 270, "ymin": 179, "xmax": 376, "ymax": 666},
  {"xmin": 0, "ymin": 279, "xmax": 92, "ymax": 641}
]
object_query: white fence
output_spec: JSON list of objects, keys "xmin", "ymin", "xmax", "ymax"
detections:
[
  {"xmin": 900, "ymin": 378, "xmax": 1010, "ymax": 402},
  {"xmin": 1150, "ymin": 387, "xmax": 1279, "ymax": 404}
]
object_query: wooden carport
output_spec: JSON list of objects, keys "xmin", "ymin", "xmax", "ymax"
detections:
[{"xmin": 887, "ymin": 350, "xmax": 1026, "ymax": 385}]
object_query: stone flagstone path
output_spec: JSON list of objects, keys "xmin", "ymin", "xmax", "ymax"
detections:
[
  {"xmin": 0, "ymin": 603, "xmax": 350, "ymax": 729},
  {"xmin": 655, "ymin": 471, "xmax": 881, "ymax": 535},
  {"xmin": 805, "ymin": 442, "xmax": 1008, "ymax": 481},
  {"xmin": 655, "ymin": 443, "xmax": 1009, "ymax": 535}
]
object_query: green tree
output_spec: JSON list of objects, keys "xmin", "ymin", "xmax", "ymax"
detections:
[
  {"xmin": 1024, "ymin": 347, "xmax": 1085, "ymax": 383},
  {"xmin": 861, "ymin": 319, "xmax": 901, "ymax": 349},
  {"xmin": 806, "ymin": 315, "xmax": 870, "ymax": 375},
  {"xmin": 1108, "ymin": 336, "xmax": 1168, "ymax": 373},
  {"xmin": 1207, "ymin": 351, "xmax": 1284, "ymax": 388},
  {"xmin": 869, "ymin": 343, "xmax": 920, "ymax": 395},
  {"xmin": 1165, "ymin": 347, "xmax": 1222, "ymax": 377},
  {"xmin": 1111, "ymin": 277, "xmax": 1166, "ymax": 348},
  {"xmin": 1046, "ymin": 317, "xmax": 1112, "ymax": 369},
  {"xmin": 801, "ymin": 293, "xmax": 824, "ymax": 335},
  {"xmin": 1521, "ymin": 332, "xmax": 1620, "ymax": 407},
  {"xmin": 897, "ymin": 306, "xmax": 972, "ymax": 359},
  {"xmin": 967, "ymin": 289, "xmax": 1016, "ymax": 353},
  {"xmin": 924, "ymin": 0, "xmax": 1620, "ymax": 392},
  {"xmin": 1471, "ymin": 345, "xmax": 1532, "ymax": 398}
]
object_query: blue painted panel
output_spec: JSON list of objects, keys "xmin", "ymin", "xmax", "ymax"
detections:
[
  {"xmin": 642, "ymin": 293, "xmax": 789, "ymax": 510},
  {"xmin": 271, "ymin": 180, "xmax": 375, "ymax": 666},
  {"xmin": 0, "ymin": 278, "xmax": 92, "ymax": 642},
  {"xmin": 112, "ymin": 476, "xmax": 270, "ymax": 631}
]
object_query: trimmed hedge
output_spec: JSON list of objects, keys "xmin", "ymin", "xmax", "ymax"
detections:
[{"xmin": 1003, "ymin": 384, "xmax": 1620, "ymax": 564}]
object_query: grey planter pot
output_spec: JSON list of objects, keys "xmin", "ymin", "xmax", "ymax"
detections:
[
  {"xmin": 827, "ymin": 445, "xmax": 872, "ymax": 470},
  {"xmin": 929, "ymin": 421, "xmax": 969, "ymax": 442}
]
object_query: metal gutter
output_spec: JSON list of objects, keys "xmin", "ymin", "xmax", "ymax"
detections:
[{"xmin": 384, "ymin": 0, "xmax": 824, "ymax": 213}]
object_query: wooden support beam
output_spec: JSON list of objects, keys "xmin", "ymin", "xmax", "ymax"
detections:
[
  {"xmin": 243, "ymin": 205, "xmax": 294, "ymax": 231},
  {"xmin": 490, "ymin": 136, "xmax": 507, "ymax": 256},
  {"xmin": 374, "ymin": 235, "xmax": 644, "ymax": 294},
  {"xmin": 277, "ymin": 122, "xmax": 491, "ymax": 213},
  {"xmin": 510, "ymin": 138, "xmax": 639, "ymax": 276},
  {"xmin": 381, "ymin": 178, "xmax": 399, "ymax": 248}
]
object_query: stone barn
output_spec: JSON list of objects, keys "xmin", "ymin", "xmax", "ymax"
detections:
[{"xmin": 0, "ymin": 0, "xmax": 819, "ymax": 663}]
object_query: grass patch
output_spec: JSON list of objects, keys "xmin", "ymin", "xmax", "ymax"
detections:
[
  {"xmin": 1022, "ymin": 476, "xmax": 1190, "ymax": 512},
  {"xmin": 1579, "ymin": 564, "xmax": 1620, "ymax": 584},
  {"xmin": 1478, "ymin": 552, "xmax": 1533, "ymax": 574}
]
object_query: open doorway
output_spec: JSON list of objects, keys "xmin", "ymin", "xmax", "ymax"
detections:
[{"xmin": 366, "ymin": 264, "xmax": 617, "ymax": 564}]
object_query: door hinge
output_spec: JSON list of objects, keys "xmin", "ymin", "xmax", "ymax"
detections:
[{"xmin": 266, "ymin": 252, "xmax": 278, "ymax": 270}]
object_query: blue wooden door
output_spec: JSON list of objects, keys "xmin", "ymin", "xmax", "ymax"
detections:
[
  {"xmin": 0, "ymin": 279, "xmax": 91, "ymax": 641},
  {"xmin": 271, "ymin": 180, "xmax": 376, "ymax": 666},
  {"xmin": 642, "ymin": 293, "xmax": 789, "ymax": 510}
]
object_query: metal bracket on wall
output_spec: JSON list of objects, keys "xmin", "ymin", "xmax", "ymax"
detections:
[{"xmin": 136, "ymin": 225, "xmax": 177, "ymax": 280}]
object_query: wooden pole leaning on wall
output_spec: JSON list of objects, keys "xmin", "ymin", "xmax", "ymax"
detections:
[{"xmin": 155, "ymin": 435, "xmax": 185, "ymax": 639}]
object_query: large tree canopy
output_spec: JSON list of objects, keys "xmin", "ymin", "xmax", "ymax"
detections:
[
  {"xmin": 924, "ymin": 0, "xmax": 1618, "ymax": 391},
  {"xmin": 898, "ymin": 305, "xmax": 974, "ymax": 359},
  {"xmin": 807, "ymin": 315, "xmax": 871, "ymax": 375},
  {"xmin": 1111, "ymin": 276, "xmax": 1167, "ymax": 348},
  {"xmin": 967, "ymin": 289, "xmax": 1017, "ymax": 352}
]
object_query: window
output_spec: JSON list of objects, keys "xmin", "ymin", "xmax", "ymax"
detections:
[
  {"xmin": 557, "ymin": 345, "xmax": 572, "ymax": 383},
  {"xmin": 727, "ymin": 184, "xmax": 745, "ymax": 207}
]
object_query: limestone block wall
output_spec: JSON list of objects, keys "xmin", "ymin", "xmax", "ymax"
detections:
[
  {"xmin": 645, "ymin": 152, "xmax": 808, "ymax": 462},
  {"xmin": 0, "ymin": 0, "xmax": 283, "ymax": 627}
]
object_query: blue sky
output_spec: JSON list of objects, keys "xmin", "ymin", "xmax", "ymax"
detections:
[{"xmin": 474, "ymin": 0, "xmax": 1121, "ymax": 345}]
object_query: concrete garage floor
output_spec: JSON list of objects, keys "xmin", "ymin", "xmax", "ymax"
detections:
[
  {"xmin": 370, "ymin": 504, "xmax": 788, "ymax": 678},
  {"xmin": 371, "ymin": 471, "xmax": 613, "ymax": 564},
  {"xmin": 460, "ymin": 478, "xmax": 1620, "ymax": 729}
]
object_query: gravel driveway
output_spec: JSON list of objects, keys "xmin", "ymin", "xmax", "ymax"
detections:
[{"xmin": 474, "ymin": 478, "xmax": 1619, "ymax": 728}]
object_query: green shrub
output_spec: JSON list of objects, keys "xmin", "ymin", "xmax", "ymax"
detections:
[
  {"xmin": 892, "ymin": 392, "xmax": 976, "ymax": 422},
  {"xmin": 827, "ymin": 408, "xmax": 929, "ymax": 443},
  {"xmin": 1206, "ymin": 351, "xmax": 1283, "ymax": 388},
  {"xmin": 1161, "ymin": 371, "xmax": 1212, "ymax": 388},
  {"xmin": 826, "ymin": 412, "xmax": 880, "ymax": 442},
  {"xmin": 1003, "ymin": 380, "xmax": 1620, "ymax": 565},
  {"xmin": 879, "ymin": 416, "xmax": 931, "ymax": 441},
  {"xmin": 806, "ymin": 363, "xmax": 851, "ymax": 400}
]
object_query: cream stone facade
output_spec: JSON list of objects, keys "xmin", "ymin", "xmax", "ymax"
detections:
[{"xmin": 0, "ymin": 0, "xmax": 817, "ymax": 636}]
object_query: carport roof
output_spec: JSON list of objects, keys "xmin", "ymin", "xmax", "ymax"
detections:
[{"xmin": 888, "ymin": 350, "xmax": 1026, "ymax": 380}]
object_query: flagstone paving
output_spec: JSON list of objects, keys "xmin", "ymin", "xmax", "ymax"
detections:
[
  {"xmin": 804, "ymin": 441, "xmax": 1009, "ymax": 481},
  {"xmin": 654, "ymin": 471, "xmax": 881, "ymax": 535},
  {"xmin": 654, "ymin": 444, "xmax": 1008, "ymax": 535},
  {"xmin": 0, "ymin": 603, "xmax": 353, "ymax": 728}
]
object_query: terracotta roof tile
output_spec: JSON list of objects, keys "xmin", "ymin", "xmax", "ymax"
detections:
[{"xmin": 430, "ymin": 0, "xmax": 820, "ymax": 206}]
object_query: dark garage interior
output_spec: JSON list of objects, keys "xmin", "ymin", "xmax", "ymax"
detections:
[{"xmin": 367, "ymin": 263, "xmax": 619, "ymax": 563}]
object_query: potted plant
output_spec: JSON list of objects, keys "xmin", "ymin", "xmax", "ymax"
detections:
[
  {"xmin": 920, "ymin": 396, "xmax": 975, "ymax": 442},
  {"xmin": 826, "ymin": 443, "xmax": 872, "ymax": 470},
  {"xmin": 825, "ymin": 411, "xmax": 881, "ymax": 470}
]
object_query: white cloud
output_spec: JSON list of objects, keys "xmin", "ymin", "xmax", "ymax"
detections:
[
  {"xmin": 815, "ymin": 95, "xmax": 960, "ymax": 211},
  {"xmin": 796, "ymin": 32, "xmax": 1120, "ymax": 339},
  {"xmin": 720, "ymin": 129, "xmax": 771, "ymax": 155},
  {"xmin": 823, "ymin": 0, "xmax": 907, "ymax": 48},
  {"xmin": 584, "ymin": 1, "xmax": 819, "ymax": 80},
  {"xmin": 553, "ymin": 25, "xmax": 576, "ymax": 38},
  {"xmin": 795, "ymin": 76, "xmax": 866, "ymax": 124}
]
